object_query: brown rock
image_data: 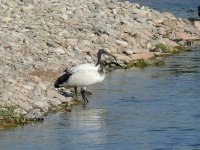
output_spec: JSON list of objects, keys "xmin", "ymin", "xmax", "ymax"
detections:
[
  {"xmin": 194, "ymin": 21, "xmax": 200, "ymax": 32},
  {"xmin": 1, "ymin": 17, "xmax": 12, "ymax": 24},
  {"xmin": 130, "ymin": 52, "xmax": 155, "ymax": 60},
  {"xmin": 162, "ymin": 19, "xmax": 177, "ymax": 27},
  {"xmin": 158, "ymin": 38, "xmax": 179, "ymax": 47},
  {"xmin": 163, "ymin": 12, "xmax": 176, "ymax": 19},
  {"xmin": 175, "ymin": 32, "xmax": 193, "ymax": 40},
  {"xmin": 133, "ymin": 48, "xmax": 149, "ymax": 54},
  {"xmin": 114, "ymin": 54, "xmax": 132, "ymax": 63}
]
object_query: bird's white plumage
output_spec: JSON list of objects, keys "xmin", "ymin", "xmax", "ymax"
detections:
[
  {"xmin": 69, "ymin": 63, "xmax": 99, "ymax": 73},
  {"xmin": 67, "ymin": 69, "xmax": 105, "ymax": 87},
  {"xmin": 54, "ymin": 49, "xmax": 118, "ymax": 103}
]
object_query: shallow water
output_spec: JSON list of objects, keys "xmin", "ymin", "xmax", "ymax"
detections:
[
  {"xmin": 130, "ymin": 0, "xmax": 199, "ymax": 18},
  {"xmin": 1, "ymin": 49, "xmax": 200, "ymax": 149}
]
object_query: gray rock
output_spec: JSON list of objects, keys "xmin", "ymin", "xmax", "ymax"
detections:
[
  {"xmin": 1, "ymin": 17, "xmax": 12, "ymax": 23},
  {"xmin": 54, "ymin": 47, "xmax": 66, "ymax": 54},
  {"xmin": 46, "ymin": 39, "xmax": 60, "ymax": 48},
  {"xmin": 32, "ymin": 94, "xmax": 41, "ymax": 101},
  {"xmin": 25, "ymin": 108, "xmax": 45, "ymax": 121},
  {"xmin": 115, "ymin": 40, "xmax": 129, "ymax": 47},
  {"xmin": 48, "ymin": 98, "xmax": 62, "ymax": 106},
  {"xmin": 0, "ymin": 0, "xmax": 198, "ymax": 118},
  {"xmin": 20, "ymin": 0, "xmax": 34, "ymax": 4},
  {"xmin": 123, "ymin": 49, "xmax": 134, "ymax": 55},
  {"xmin": 13, "ymin": 108, "xmax": 27, "ymax": 117},
  {"xmin": 34, "ymin": 100, "xmax": 49, "ymax": 112},
  {"xmin": 38, "ymin": 82, "xmax": 47, "ymax": 91}
]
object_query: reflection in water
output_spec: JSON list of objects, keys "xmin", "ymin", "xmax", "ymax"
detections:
[{"xmin": 64, "ymin": 108, "xmax": 107, "ymax": 145}]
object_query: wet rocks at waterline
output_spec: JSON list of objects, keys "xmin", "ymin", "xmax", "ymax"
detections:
[{"xmin": 0, "ymin": 0, "xmax": 200, "ymax": 123}]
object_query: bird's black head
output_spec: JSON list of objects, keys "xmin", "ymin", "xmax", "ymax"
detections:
[
  {"xmin": 96, "ymin": 49, "xmax": 117, "ymax": 66},
  {"xmin": 99, "ymin": 60, "xmax": 123, "ymax": 72}
]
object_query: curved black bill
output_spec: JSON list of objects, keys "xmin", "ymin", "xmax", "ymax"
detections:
[
  {"xmin": 106, "ymin": 61, "xmax": 123, "ymax": 69},
  {"xmin": 96, "ymin": 49, "xmax": 117, "ymax": 66}
]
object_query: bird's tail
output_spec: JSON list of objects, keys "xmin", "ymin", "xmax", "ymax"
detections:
[
  {"xmin": 198, "ymin": 5, "xmax": 200, "ymax": 16},
  {"xmin": 54, "ymin": 72, "xmax": 72, "ymax": 88}
]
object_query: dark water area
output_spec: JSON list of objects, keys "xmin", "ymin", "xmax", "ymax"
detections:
[
  {"xmin": 129, "ymin": 0, "xmax": 199, "ymax": 19},
  {"xmin": 1, "ymin": 1, "xmax": 200, "ymax": 150}
]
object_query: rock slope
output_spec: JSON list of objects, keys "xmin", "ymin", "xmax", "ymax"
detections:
[{"xmin": 0, "ymin": 0, "xmax": 200, "ymax": 122}]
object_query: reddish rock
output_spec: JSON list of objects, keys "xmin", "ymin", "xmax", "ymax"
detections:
[
  {"xmin": 133, "ymin": 48, "xmax": 149, "ymax": 54},
  {"xmin": 162, "ymin": 19, "xmax": 177, "ymax": 27},
  {"xmin": 194, "ymin": 21, "xmax": 200, "ymax": 32},
  {"xmin": 130, "ymin": 52, "xmax": 155, "ymax": 60},
  {"xmin": 175, "ymin": 32, "xmax": 193, "ymax": 40},
  {"xmin": 158, "ymin": 38, "xmax": 179, "ymax": 47},
  {"xmin": 114, "ymin": 54, "xmax": 132, "ymax": 62}
]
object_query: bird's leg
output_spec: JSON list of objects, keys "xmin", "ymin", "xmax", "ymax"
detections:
[
  {"xmin": 74, "ymin": 87, "xmax": 78, "ymax": 99},
  {"xmin": 81, "ymin": 88, "xmax": 89, "ymax": 103}
]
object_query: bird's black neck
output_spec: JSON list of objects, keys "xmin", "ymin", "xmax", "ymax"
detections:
[{"xmin": 95, "ymin": 53, "xmax": 101, "ymax": 66}]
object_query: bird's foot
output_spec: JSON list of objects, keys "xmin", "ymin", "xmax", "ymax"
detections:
[
  {"xmin": 81, "ymin": 88, "xmax": 89, "ymax": 104},
  {"xmin": 83, "ymin": 98, "xmax": 89, "ymax": 104}
]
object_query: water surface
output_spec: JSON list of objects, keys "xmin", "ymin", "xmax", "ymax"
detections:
[
  {"xmin": 130, "ymin": 0, "xmax": 199, "ymax": 18},
  {"xmin": 1, "ymin": 49, "xmax": 200, "ymax": 150}
]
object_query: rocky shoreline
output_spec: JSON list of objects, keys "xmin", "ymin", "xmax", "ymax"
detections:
[{"xmin": 0, "ymin": 0, "xmax": 200, "ymax": 129}]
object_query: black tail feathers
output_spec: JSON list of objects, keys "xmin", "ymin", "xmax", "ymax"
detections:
[{"xmin": 54, "ymin": 72, "xmax": 72, "ymax": 88}]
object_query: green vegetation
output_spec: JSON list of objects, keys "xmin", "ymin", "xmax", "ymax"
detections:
[
  {"xmin": 155, "ymin": 43, "xmax": 172, "ymax": 53},
  {"xmin": 125, "ymin": 43, "xmax": 191, "ymax": 69},
  {"xmin": 125, "ymin": 59, "xmax": 166, "ymax": 69},
  {"xmin": 0, "ymin": 107, "xmax": 26, "ymax": 129},
  {"xmin": 174, "ymin": 46, "xmax": 191, "ymax": 52},
  {"xmin": 126, "ymin": 59, "xmax": 150, "ymax": 69},
  {"xmin": 153, "ymin": 60, "xmax": 165, "ymax": 66},
  {"xmin": 154, "ymin": 43, "xmax": 191, "ymax": 54}
]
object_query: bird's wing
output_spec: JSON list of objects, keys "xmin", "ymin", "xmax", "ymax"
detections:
[
  {"xmin": 69, "ymin": 63, "xmax": 98, "ymax": 73},
  {"xmin": 67, "ymin": 70, "xmax": 104, "ymax": 87},
  {"xmin": 54, "ymin": 72, "xmax": 72, "ymax": 88}
]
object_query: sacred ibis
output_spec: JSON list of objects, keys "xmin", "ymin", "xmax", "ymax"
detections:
[
  {"xmin": 54, "ymin": 49, "xmax": 120, "ymax": 103},
  {"xmin": 65, "ymin": 49, "xmax": 117, "ymax": 73}
]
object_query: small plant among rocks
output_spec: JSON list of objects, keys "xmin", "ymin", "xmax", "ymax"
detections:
[
  {"xmin": 153, "ymin": 43, "xmax": 191, "ymax": 54},
  {"xmin": 0, "ymin": 107, "xmax": 26, "ymax": 129},
  {"xmin": 126, "ymin": 59, "xmax": 150, "ymax": 69}
]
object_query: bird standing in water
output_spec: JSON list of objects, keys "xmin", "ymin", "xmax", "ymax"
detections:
[{"xmin": 54, "ymin": 49, "xmax": 119, "ymax": 103}]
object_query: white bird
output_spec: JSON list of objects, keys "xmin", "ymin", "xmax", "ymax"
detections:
[
  {"xmin": 65, "ymin": 49, "xmax": 117, "ymax": 73},
  {"xmin": 54, "ymin": 60, "xmax": 108, "ymax": 103},
  {"xmin": 54, "ymin": 49, "xmax": 119, "ymax": 103}
]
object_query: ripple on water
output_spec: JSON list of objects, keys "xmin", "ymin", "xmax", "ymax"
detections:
[{"xmin": 1, "ymin": 49, "xmax": 200, "ymax": 150}]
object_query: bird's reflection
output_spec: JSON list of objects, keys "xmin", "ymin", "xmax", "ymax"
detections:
[
  {"xmin": 58, "ymin": 107, "xmax": 107, "ymax": 145},
  {"xmin": 69, "ymin": 108, "xmax": 106, "ymax": 129}
]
